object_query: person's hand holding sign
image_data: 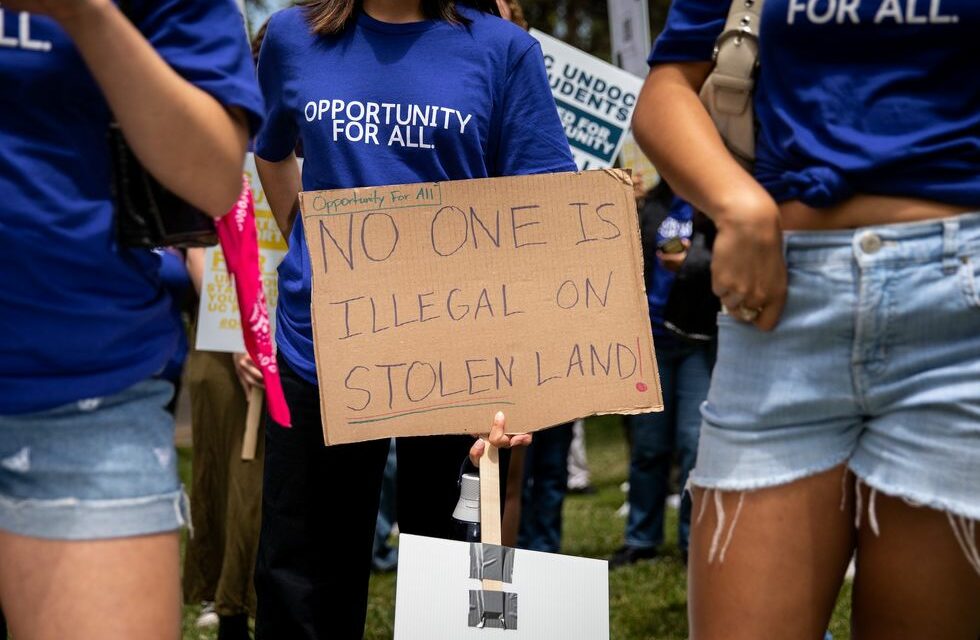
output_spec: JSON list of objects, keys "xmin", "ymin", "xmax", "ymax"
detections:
[
  {"xmin": 469, "ymin": 411, "xmax": 533, "ymax": 465},
  {"xmin": 233, "ymin": 352, "xmax": 265, "ymax": 396}
]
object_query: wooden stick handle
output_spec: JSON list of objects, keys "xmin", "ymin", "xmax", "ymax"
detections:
[
  {"xmin": 479, "ymin": 440, "xmax": 503, "ymax": 591},
  {"xmin": 241, "ymin": 386, "xmax": 264, "ymax": 461}
]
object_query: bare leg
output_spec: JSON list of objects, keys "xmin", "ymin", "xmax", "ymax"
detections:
[
  {"xmin": 0, "ymin": 529, "xmax": 181, "ymax": 640},
  {"xmin": 688, "ymin": 464, "xmax": 855, "ymax": 640},
  {"xmin": 851, "ymin": 487, "xmax": 980, "ymax": 640}
]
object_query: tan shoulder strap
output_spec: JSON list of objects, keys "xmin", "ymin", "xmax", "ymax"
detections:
[{"xmin": 699, "ymin": 0, "xmax": 764, "ymax": 168}]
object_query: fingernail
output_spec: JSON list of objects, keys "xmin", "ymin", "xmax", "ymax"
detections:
[{"xmin": 494, "ymin": 411, "xmax": 504, "ymax": 422}]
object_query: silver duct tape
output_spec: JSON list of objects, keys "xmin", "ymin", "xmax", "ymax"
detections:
[
  {"xmin": 468, "ymin": 590, "xmax": 518, "ymax": 630},
  {"xmin": 469, "ymin": 543, "xmax": 515, "ymax": 583}
]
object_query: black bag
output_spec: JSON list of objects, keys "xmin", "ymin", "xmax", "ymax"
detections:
[
  {"xmin": 662, "ymin": 211, "xmax": 720, "ymax": 343},
  {"xmin": 109, "ymin": 124, "xmax": 218, "ymax": 248},
  {"xmin": 109, "ymin": 0, "xmax": 217, "ymax": 248}
]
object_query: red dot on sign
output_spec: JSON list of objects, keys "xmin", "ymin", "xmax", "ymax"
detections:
[{"xmin": 635, "ymin": 382, "xmax": 648, "ymax": 392}]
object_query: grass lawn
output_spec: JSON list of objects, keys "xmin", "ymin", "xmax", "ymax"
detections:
[{"xmin": 179, "ymin": 415, "xmax": 853, "ymax": 639}]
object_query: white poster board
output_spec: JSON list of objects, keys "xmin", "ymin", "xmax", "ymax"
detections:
[
  {"xmin": 194, "ymin": 154, "xmax": 289, "ymax": 353},
  {"xmin": 531, "ymin": 29, "xmax": 644, "ymax": 171},
  {"xmin": 394, "ymin": 534, "xmax": 609, "ymax": 639},
  {"xmin": 607, "ymin": 0, "xmax": 652, "ymax": 78}
]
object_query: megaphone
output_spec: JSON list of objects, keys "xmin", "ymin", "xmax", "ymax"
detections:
[{"xmin": 453, "ymin": 472, "xmax": 481, "ymax": 541}]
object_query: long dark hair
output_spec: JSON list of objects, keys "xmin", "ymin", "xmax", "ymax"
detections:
[{"xmin": 303, "ymin": 0, "xmax": 499, "ymax": 36}]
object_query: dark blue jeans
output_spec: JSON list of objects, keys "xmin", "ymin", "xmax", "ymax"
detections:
[
  {"xmin": 626, "ymin": 339, "xmax": 715, "ymax": 554},
  {"xmin": 518, "ymin": 422, "xmax": 574, "ymax": 553},
  {"xmin": 372, "ymin": 439, "xmax": 398, "ymax": 571}
]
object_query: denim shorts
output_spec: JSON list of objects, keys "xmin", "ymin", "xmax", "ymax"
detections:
[
  {"xmin": 694, "ymin": 212, "xmax": 980, "ymax": 522},
  {"xmin": 0, "ymin": 379, "xmax": 189, "ymax": 540}
]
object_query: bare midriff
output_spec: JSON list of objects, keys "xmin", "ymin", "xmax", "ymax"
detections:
[{"xmin": 779, "ymin": 195, "xmax": 976, "ymax": 231}]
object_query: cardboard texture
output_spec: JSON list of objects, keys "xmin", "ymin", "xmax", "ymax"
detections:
[
  {"xmin": 531, "ymin": 30, "xmax": 644, "ymax": 170},
  {"xmin": 196, "ymin": 154, "xmax": 289, "ymax": 353},
  {"xmin": 300, "ymin": 169, "xmax": 662, "ymax": 445},
  {"xmin": 394, "ymin": 534, "xmax": 609, "ymax": 639}
]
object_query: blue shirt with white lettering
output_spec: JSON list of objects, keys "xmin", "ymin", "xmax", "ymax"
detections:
[
  {"xmin": 256, "ymin": 6, "xmax": 576, "ymax": 384},
  {"xmin": 650, "ymin": 0, "xmax": 980, "ymax": 207},
  {"xmin": 648, "ymin": 200, "xmax": 694, "ymax": 338},
  {"xmin": 0, "ymin": 2, "xmax": 263, "ymax": 414}
]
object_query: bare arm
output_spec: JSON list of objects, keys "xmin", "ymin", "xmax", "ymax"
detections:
[
  {"xmin": 632, "ymin": 63, "xmax": 787, "ymax": 330},
  {"xmin": 9, "ymin": 0, "xmax": 250, "ymax": 217},
  {"xmin": 634, "ymin": 63, "xmax": 771, "ymax": 216},
  {"xmin": 255, "ymin": 154, "xmax": 302, "ymax": 239},
  {"xmin": 185, "ymin": 247, "xmax": 205, "ymax": 297}
]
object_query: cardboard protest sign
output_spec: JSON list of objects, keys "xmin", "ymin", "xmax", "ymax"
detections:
[
  {"xmin": 299, "ymin": 169, "xmax": 662, "ymax": 446},
  {"xmin": 195, "ymin": 154, "xmax": 288, "ymax": 353},
  {"xmin": 394, "ymin": 534, "xmax": 609, "ymax": 639},
  {"xmin": 532, "ymin": 29, "xmax": 644, "ymax": 170}
]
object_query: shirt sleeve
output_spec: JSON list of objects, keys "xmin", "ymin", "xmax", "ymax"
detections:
[
  {"xmin": 648, "ymin": 0, "xmax": 728, "ymax": 65},
  {"xmin": 253, "ymin": 12, "xmax": 299, "ymax": 163},
  {"xmin": 134, "ymin": 0, "xmax": 265, "ymax": 135},
  {"xmin": 489, "ymin": 42, "xmax": 577, "ymax": 177}
]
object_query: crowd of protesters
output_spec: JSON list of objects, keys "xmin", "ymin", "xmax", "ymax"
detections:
[{"xmin": 0, "ymin": 0, "xmax": 977, "ymax": 639}]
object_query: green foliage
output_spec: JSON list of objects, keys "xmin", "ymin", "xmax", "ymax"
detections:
[
  {"xmin": 243, "ymin": 0, "xmax": 675, "ymax": 58},
  {"xmin": 523, "ymin": 0, "xmax": 674, "ymax": 60}
]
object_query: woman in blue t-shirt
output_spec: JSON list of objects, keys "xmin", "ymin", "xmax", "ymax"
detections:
[
  {"xmin": 0, "ymin": 1, "xmax": 262, "ymax": 637},
  {"xmin": 634, "ymin": 1, "xmax": 979, "ymax": 637},
  {"xmin": 253, "ymin": 0, "xmax": 573, "ymax": 636}
]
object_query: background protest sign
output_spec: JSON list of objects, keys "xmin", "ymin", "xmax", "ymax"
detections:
[
  {"xmin": 607, "ymin": 0, "xmax": 652, "ymax": 78},
  {"xmin": 532, "ymin": 30, "xmax": 644, "ymax": 170},
  {"xmin": 299, "ymin": 169, "xmax": 663, "ymax": 446},
  {"xmin": 195, "ymin": 154, "xmax": 288, "ymax": 353},
  {"xmin": 619, "ymin": 131, "xmax": 660, "ymax": 193},
  {"xmin": 394, "ymin": 534, "xmax": 609, "ymax": 639}
]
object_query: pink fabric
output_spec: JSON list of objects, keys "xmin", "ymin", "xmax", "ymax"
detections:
[{"xmin": 215, "ymin": 175, "xmax": 291, "ymax": 427}]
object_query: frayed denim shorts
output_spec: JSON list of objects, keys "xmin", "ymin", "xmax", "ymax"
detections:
[
  {"xmin": 0, "ymin": 379, "xmax": 189, "ymax": 540},
  {"xmin": 694, "ymin": 212, "xmax": 980, "ymax": 523}
]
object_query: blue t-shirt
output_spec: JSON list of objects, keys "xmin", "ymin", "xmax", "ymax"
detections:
[
  {"xmin": 650, "ymin": 0, "xmax": 980, "ymax": 208},
  {"xmin": 157, "ymin": 249, "xmax": 192, "ymax": 384},
  {"xmin": 0, "ymin": 2, "xmax": 264, "ymax": 415},
  {"xmin": 647, "ymin": 200, "xmax": 694, "ymax": 338},
  {"xmin": 256, "ymin": 6, "xmax": 576, "ymax": 384}
]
